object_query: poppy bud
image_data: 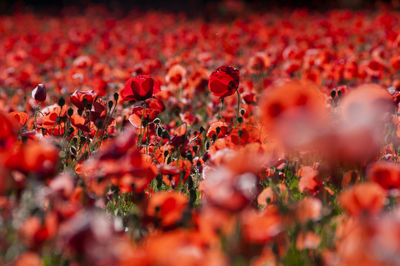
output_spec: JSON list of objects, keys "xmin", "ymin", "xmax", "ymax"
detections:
[
  {"xmin": 32, "ymin": 84, "xmax": 47, "ymax": 102},
  {"xmin": 192, "ymin": 145, "xmax": 198, "ymax": 153},
  {"xmin": 58, "ymin": 97, "xmax": 65, "ymax": 107},
  {"xmin": 156, "ymin": 126, "xmax": 163, "ymax": 137},
  {"xmin": 113, "ymin": 92, "xmax": 119, "ymax": 102},
  {"xmin": 330, "ymin": 90, "xmax": 336, "ymax": 99},
  {"xmin": 167, "ymin": 156, "xmax": 172, "ymax": 164},
  {"xmin": 108, "ymin": 100, "xmax": 114, "ymax": 110},
  {"xmin": 67, "ymin": 108, "xmax": 74, "ymax": 117}
]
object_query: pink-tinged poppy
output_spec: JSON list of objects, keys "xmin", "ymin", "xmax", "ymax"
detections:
[
  {"xmin": 296, "ymin": 232, "xmax": 321, "ymax": 250},
  {"xmin": 208, "ymin": 66, "xmax": 239, "ymax": 98},
  {"xmin": 298, "ymin": 166, "xmax": 321, "ymax": 195},
  {"xmin": 240, "ymin": 206, "xmax": 282, "ymax": 244},
  {"xmin": 120, "ymin": 75, "xmax": 160, "ymax": 102},
  {"xmin": 202, "ymin": 166, "xmax": 257, "ymax": 212},
  {"xmin": 165, "ymin": 64, "xmax": 187, "ymax": 89},
  {"xmin": 296, "ymin": 197, "xmax": 322, "ymax": 223}
]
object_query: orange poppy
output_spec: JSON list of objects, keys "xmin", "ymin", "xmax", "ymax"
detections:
[
  {"xmin": 146, "ymin": 191, "xmax": 189, "ymax": 227},
  {"xmin": 339, "ymin": 182, "xmax": 386, "ymax": 216}
]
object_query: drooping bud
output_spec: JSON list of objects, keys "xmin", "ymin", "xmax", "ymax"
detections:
[{"xmin": 32, "ymin": 84, "xmax": 47, "ymax": 102}]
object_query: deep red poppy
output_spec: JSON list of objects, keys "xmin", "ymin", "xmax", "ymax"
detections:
[
  {"xmin": 208, "ymin": 66, "xmax": 239, "ymax": 98},
  {"xmin": 121, "ymin": 75, "xmax": 160, "ymax": 102},
  {"xmin": 70, "ymin": 90, "xmax": 97, "ymax": 109}
]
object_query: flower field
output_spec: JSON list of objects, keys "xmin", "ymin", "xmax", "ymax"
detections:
[{"xmin": 1, "ymin": 4, "xmax": 400, "ymax": 266}]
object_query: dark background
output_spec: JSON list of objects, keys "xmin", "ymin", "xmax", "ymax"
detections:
[{"xmin": 0, "ymin": 0, "xmax": 393, "ymax": 15}]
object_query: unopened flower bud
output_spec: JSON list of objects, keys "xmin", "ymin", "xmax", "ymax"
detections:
[{"xmin": 32, "ymin": 84, "xmax": 47, "ymax": 102}]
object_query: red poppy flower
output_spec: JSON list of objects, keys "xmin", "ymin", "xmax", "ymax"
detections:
[
  {"xmin": 207, "ymin": 121, "xmax": 228, "ymax": 139},
  {"xmin": 208, "ymin": 66, "xmax": 239, "ymax": 98},
  {"xmin": 4, "ymin": 141, "xmax": 59, "ymax": 176},
  {"xmin": 7, "ymin": 112, "xmax": 28, "ymax": 127},
  {"xmin": 70, "ymin": 89, "xmax": 97, "ymax": 109},
  {"xmin": 367, "ymin": 161, "xmax": 400, "ymax": 190},
  {"xmin": 146, "ymin": 191, "xmax": 188, "ymax": 227},
  {"xmin": 71, "ymin": 114, "xmax": 89, "ymax": 132},
  {"xmin": 120, "ymin": 75, "xmax": 160, "ymax": 102}
]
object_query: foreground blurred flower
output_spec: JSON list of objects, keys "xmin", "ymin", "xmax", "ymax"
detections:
[
  {"xmin": 19, "ymin": 212, "xmax": 58, "ymax": 247},
  {"xmin": 3, "ymin": 140, "xmax": 59, "ymax": 177},
  {"xmin": 120, "ymin": 230, "xmax": 228, "ymax": 266},
  {"xmin": 121, "ymin": 75, "xmax": 160, "ymax": 102},
  {"xmin": 259, "ymin": 79, "xmax": 330, "ymax": 151},
  {"xmin": 14, "ymin": 252, "xmax": 42, "ymax": 266},
  {"xmin": 58, "ymin": 211, "xmax": 119, "ymax": 265},
  {"xmin": 241, "ymin": 206, "xmax": 282, "ymax": 244},
  {"xmin": 367, "ymin": 161, "xmax": 400, "ymax": 190},
  {"xmin": 329, "ymin": 83, "xmax": 395, "ymax": 164},
  {"xmin": 146, "ymin": 191, "xmax": 189, "ymax": 228},
  {"xmin": 202, "ymin": 166, "xmax": 257, "ymax": 212},
  {"xmin": 208, "ymin": 66, "xmax": 239, "ymax": 98},
  {"xmin": 339, "ymin": 182, "xmax": 386, "ymax": 216}
]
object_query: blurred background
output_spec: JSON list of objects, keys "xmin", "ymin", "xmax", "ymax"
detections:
[{"xmin": 0, "ymin": 0, "xmax": 396, "ymax": 15}]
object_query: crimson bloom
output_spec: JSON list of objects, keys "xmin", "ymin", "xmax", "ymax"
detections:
[
  {"xmin": 70, "ymin": 90, "xmax": 97, "ymax": 109},
  {"xmin": 208, "ymin": 66, "xmax": 240, "ymax": 98},
  {"xmin": 120, "ymin": 75, "xmax": 160, "ymax": 102}
]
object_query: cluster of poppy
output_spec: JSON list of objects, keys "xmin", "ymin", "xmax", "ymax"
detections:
[{"xmin": 2, "ymin": 5, "xmax": 400, "ymax": 266}]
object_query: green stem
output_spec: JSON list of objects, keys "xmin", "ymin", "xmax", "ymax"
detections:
[
  {"xmin": 138, "ymin": 102, "xmax": 146, "ymax": 146},
  {"xmin": 235, "ymin": 89, "xmax": 241, "ymax": 127},
  {"xmin": 218, "ymin": 98, "xmax": 224, "ymax": 120},
  {"xmin": 33, "ymin": 103, "xmax": 41, "ymax": 130}
]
